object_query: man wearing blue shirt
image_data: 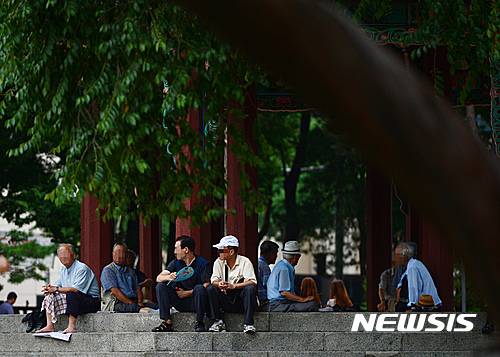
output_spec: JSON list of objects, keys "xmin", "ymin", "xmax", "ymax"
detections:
[
  {"xmin": 0, "ymin": 292, "xmax": 17, "ymax": 314},
  {"xmin": 257, "ymin": 241, "xmax": 279, "ymax": 311},
  {"xmin": 126, "ymin": 249, "xmax": 154, "ymax": 302},
  {"xmin": 101, "ymin": 242, "xmax": 158, "ymax": 313},
  {"xmin": 267, "ymin": 241, "xmax": 318, "ymax": 312},
  {"xmin": 395, "ymin": 243, "xmax": 442, "ymax": 312},
  {"xmin": 35, "ymin": 244, "xmax": 100, "ymax": 334}
]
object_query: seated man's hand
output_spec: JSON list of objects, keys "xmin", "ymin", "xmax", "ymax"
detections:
[
  {"xmin": 169, "ymin": 272, "xmax": 177, "ymax": 281},
  {"xmin": 301, "ymin": 295, "xmax": 315, "ymax": 303},
  {"xmin": 377, "ymin": 301, "xmax": 386, "ymax": 312},
  {"xmin": 42, "ymin": 284, "xmax": 55, "ymax": 296},
  {"xmin": 219, "ymin": 281, "xmax": 229, "ymax": 291},
  {"xmin": 176, "ymin": 288, "xmax": 190, "ymax": 299}
]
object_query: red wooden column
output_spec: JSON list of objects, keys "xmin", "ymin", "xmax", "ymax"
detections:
[
  {"xmin": 226, "ymin": 83, "xmax": 258, "ymax": 266},
  {"xmin": 405, "ymin": 203, "xmax": 422, "ymax": 257},
  {"xmin": 366, "ymin": 166, "xmax": 393, "ymax": 312},
  {"xmin": 139, "ymin": 216, "xmax": 162, "ymax": 302},
  {"xmin": 176, "ymin": 107, "xmax": 222, "ymax": 263},
  {"xmin": 177, "ymin": 200, "xmax": 221, "ymax": 263},
  {"xmin": 406, "ymin": 204, "xmax": 453, "ymax": 311},
  {"xmin": 81, "ymin": 193, "xmax": 114, "ymax": 287},
  {"xmin": 405, "ymin": 47, "xmax": 453, "ymax": 311}
]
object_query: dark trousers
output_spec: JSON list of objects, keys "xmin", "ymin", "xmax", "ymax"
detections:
[
  {"xmin": 114, "ymin": 298, "xmax": 158, "ymax": 313},
  {"xmin": 66, "ymin": 292, "xmax": 100, "ymax": 318},
  {"xmin": 268, "ymin": 299, "xmax": 318, "ymax": 312},
  {"xmin": 257, "ymin": 299, "xmax": 269, "ymax": 312},
  {"xmin": 206, "ymin": 284, "xmax": 257, "ymax": 325},
  {"xmin": 156, "ymin": 282, "xmax": 208, "ymax": 322},
  {"xmin": 395, "ymin": 276, "xmax": 409, "ymax": 312}
]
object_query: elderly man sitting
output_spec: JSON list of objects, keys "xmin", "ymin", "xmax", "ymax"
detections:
[
  {"xmin": 35, "ymin": 244, "xmax": 100, "ymax": 334},
  {"xmin": 395, "ymin": 242, "xmax": 442, "ymax": 312},
  {"xmin": 267, "ymin": 241, "xmax": 318, "ymax": 312},
  {"xmin": 101, "ymin": 242, "xmax": 158, "ymax": 313}
]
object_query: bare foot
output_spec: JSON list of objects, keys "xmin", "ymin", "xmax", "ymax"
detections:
[
  {"xmin": 63, "ymin": 328, "xmax": 77, "ymax": 334},
  {"xmin": 35, "ymin": 326, "xmax": 55, "ymax": 333}
]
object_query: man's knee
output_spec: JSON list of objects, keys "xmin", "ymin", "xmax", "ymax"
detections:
[
  {"xmin": 193, "ymin": 284, "xmax": 207, "ymax": 296},
  {"xmin": 156, "ymin": 282, "xmax": 171, "ymax": 294},
  {"xmin": 206, "ymin": 284, "xmax": 218, "ymax": 295},
  {"xmin": 242, "ymin": 284, "xmax": 257, "ymax": 296},
  {"xmin": 66, "ymin": 291, "xmax": 78, "ymax": 302}
]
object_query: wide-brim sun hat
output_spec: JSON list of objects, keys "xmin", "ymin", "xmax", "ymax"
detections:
[
  {"xmin": 282, "ymin": 241, "xmax": 302, "ymax": 255},
  {"xmin": 416, "ymin": 294, "xmax": 437, "ymax": 309}
]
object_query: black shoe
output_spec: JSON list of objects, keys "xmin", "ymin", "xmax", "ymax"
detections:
[
  {"xmin": 26, "ymin": 318, "xmax": 36, "ymax": 333},
  {"xmin": 30, "ymin": 315, "xmax": 47, "ymax": 333},
  {"xmin": 195, "ymin": 321, "xmax": 205, "ymax": 332},
  {"xmin": 152, "ymin": 321, "xmax": 174, "ymax": 332},
  {"xmin": 25, "ymin": 310, "xmax": 47, "ymax": 333},
  {"xmin": 482, "ymin": 321, "xmax": 495, "ymax": 334},
  {"xmin": 21, "ymin": 312, "xmax": 33, "ymax": 324}
]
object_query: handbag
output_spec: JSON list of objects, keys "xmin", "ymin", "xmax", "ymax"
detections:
[{"xmin": 22, "ymin": 309, "xmax": 47, "ymax": 333}]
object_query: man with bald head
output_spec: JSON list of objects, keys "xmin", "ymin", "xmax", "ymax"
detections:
[{"xmin": 35, "ymin": 244, "xmax": 100, "ymax": 334}]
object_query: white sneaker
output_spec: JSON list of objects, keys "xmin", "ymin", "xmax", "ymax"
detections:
[
  {"xmin": 208, "ymin": 320, "xmax": 226, "ymax": 332},
  {"xmin": 243, "ymin": 324, "xmax": 256, "ymax": 333}
]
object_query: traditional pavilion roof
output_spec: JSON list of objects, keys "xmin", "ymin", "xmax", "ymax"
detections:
[{"xmin": 257, "ymin": 0, "xmax": 489, "ymax": 110}]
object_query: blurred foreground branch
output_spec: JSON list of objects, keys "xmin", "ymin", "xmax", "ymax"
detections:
[{"xmin": 173, "ymin": 0, "xmax": 500, "ymax": 328}]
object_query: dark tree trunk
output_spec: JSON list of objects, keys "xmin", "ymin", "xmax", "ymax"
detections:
[
  {"xmin": 358, "ymin": 214, "xmax": 367, "ymax": 278},
  {"xmin": 334, "ymin": 197, "xmax": 344, "ymax": 280},
  {"xmin": 258, "ymin": 196, "xmax": 272, "ymax": 241},
  {"xmin": 167, "ymin": 219, "xmax": 176, "ymax": 265}
]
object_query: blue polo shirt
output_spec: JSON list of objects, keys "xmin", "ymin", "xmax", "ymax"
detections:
[
  {"xmin": 54, "ymin": 260, "xmax": 100, "ymax": 298},
  {"xmin": 267, "ymin": 259, "xmax": 295, "ymax": 302},
  {"xmin": 101, "ymin": 262, "xmax": 140, "ymax": 300},
  {"xmin": 258, "ymin": 256, "xmax": 271, "ymax": 301}
]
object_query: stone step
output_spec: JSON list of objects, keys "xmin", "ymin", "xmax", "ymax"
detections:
[
  {"xmin": 0, "ymin": 352, "xmax": 497, "ymax": 357},
  {"xmin": 0, "ymin": 331, "xmax": 497, "ymax": 355},
  {"xmin": 3, "ymin": 312, "xmax": 490, "ymax": 334}
]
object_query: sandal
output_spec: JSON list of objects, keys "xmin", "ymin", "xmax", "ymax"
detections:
[{"xmin": 152, "ymin": 321, "xmax": 174, "ymax": 332}]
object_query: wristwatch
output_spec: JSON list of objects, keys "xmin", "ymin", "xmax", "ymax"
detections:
[{"xmin": 56, "ymin": 286, "xmax": 59, "ymax": 293}]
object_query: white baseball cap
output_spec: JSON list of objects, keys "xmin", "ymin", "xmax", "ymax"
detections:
[{"xmin": 213, "ymin": 235, "xmax": 239, "ymax": 249}]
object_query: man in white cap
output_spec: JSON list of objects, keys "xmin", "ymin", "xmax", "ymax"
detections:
[
  {"xmin": 267, "ymin": 241, "xmax": 318, "ymax": 312},
  {"xmin": 206, "ymin": 235, "xmax": 258, "ymax": 333}
]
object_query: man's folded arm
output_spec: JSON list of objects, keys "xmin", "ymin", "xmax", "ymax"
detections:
[
  {"xmin": 55, "ymin": 286, "xmax": 79, "ymax": 294},
  {"xmin": 156, "ymin": 270, "xmax": 173, "ymax": 283},
  {"xmin": 110, "ymin": 287, "xmax": 135, "ymax": 304},
  {"xmin": 280, "ymin": 290, "xmax": 311, "ymax": 302}
]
